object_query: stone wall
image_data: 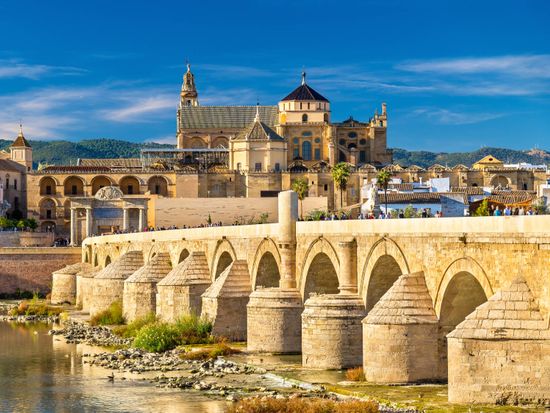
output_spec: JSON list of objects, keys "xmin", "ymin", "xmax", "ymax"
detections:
[
  {"xmin": 152, "ymin": 197, "xmax": 327, "ymax": 228},
  {"xmin": 0, "ymin": 247, "xmax": 81, "ymax": 294},
  {"xmin": 0, "ymin": 232, "xmax": 54, "ymax": 247}
]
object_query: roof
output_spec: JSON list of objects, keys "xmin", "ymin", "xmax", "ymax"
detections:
[
  {"xmin": 364, "ymin": 271, "xmax": 438, "ymax": 325},
  {"xmin": 126, "ymin": 252, "xmax": 172, "ymax": 283},
  {"xmin": 179, "ymin": 106, "xmax": 278, "ymax": 130},
  {"xmin": 281, "ymin": 83, "xmax": 329, "ymax": 102},
  {"xmin": 94, "ymin": 251, "xmax": 144, "ymax": 280},
  {"xmin": 12, "ymin": 130, "xmax": 31, "ymax": 148},
  {"xmin": 388, "ymin": 183, "xmax": 414, "ymax": 191},
  {"xmin": 157, "ymin": 251, "xmax": 210, "ymax": 286},
  {"xmin": 202, "ymin": 260, "xmax": 251, "ymax": 298},
  {"xmin": 53, "ymin": 262, "xmax": 92, "ymax": 276},
  {"xmin": 0, "ymin": 159, "xmax": 25, "ymax": 173},
  {"xmin": 379, "ymin": 192, "xmax": 441, "ymax": 204},
  {"xmin": 448, "ymin": 276, "xmax": 550, "ymax": 340},
  {"xmin": 42, "ymin": 166, "xmax": 112, "ymax": 173},
  {"xmin": 451, "ymin": 186, "xmax": 486, "ymax": 195},
  {"xmin": 78, "ymin": 158, "xmax": 142, "ymax": 169},
  {"xmin": 233, "ymin": 117, "xmax": 284, "ymax": 142}
]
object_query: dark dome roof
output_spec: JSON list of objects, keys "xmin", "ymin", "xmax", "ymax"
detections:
[{"xmin": 281, "ymin": 78, "xmax": 329, "ymax": 102}]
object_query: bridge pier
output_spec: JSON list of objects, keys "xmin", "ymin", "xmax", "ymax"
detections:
[
  {"xmin": 51, "ymin": 263, "xmax": 90, "ymax": 305},
  {"xmin": 123, "ymin": 252, "xmax": 172, "ymax": 322},
  {"xmin": 362, "ymin": 271, "xmax": 439, "ymax": 383},
  {"xmin": 90, "ymin": 251, "xmax": 144, "ymax": 317},
  {"xmin": 247, "ymin": 191, "xmax": 303, "ymax": 353},
  {"xmin": 156, "ymin": 251, "xmax": 211, "ymax": 322},
  {"xmin": 76, "ymin": 266, "xmax": 99, "ymax": 311},
  {"xmin": 201, "ymin": 260, "xmax": 252, "ymax": 341},
  {"xmin": 448, "ymin": 276, "xmax": 550, "ymax": 405}
]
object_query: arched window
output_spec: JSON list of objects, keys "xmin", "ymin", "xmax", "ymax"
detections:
[
  {"xmin": 302, "ymin": 114, "xmax": 308, "ymax": 123},
  {"xmin": 302, "ymin": 141, "xmax": 312, "ymax": 161},
  {"xmin": 324, "ymin": 113, "xmax": 329, "ymax": 123}
]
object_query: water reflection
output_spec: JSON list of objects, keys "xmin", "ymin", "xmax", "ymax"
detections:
[{"xmin": 0, "ymin": 322, "xmax": 228, "ymax": 413}]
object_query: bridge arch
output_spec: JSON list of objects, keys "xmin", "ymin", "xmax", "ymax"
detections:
[
  {"xmin": 251, "ymin": 238, "xmax": 281, "ymax": 289},
  {"xmin": 435, "ymin": 256, "xmax": 492, "ymax": 378},
  {"xmin": 104, "ymin": 255, "xmax": 112, "ymax": 267},
  {"xmin": 360, "ymin": 237, "xmax": 410, "ymax": 312},
  {"xmin": 300, "ymin": 237, "xmax": 340, "ymax": 299},
  {"xmin": 178, "ymin": 248, "xmax": 190, "ymax": 263},
  {"xmin": 211, "ymin": 239, "xmax": 237, "ymax": 279}
]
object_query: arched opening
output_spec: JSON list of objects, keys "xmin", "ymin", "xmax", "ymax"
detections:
[
  {"xmin": 39, "ymin": 198, "xmax": 56, "ymax": 220},
  {"xmin": 365, "ymin": 255, "xmax": 402, "ymax": 312},
  {"xmin": 212, "ymin": 136, "xmax": 229, "ymax": 148},
  {"xmin": 104, "ymin": 256, "xmax": 111, "ymax": 267},
  {"xmin": 215, "ymin": 251, "xmax": 233, "ymax": 279},
  {"xmin": 84, "ymin": 251, "xmax": 89, "ymax": 263},
  {"xmin": 119, "ymin": 176, "xmax": 140, "ymax": 195},
  {"xmin": 94, "ymin": 254, "xmax": 98, "ymax": 267},
  {"xmin": 190, "ymin": 137, "xmax": 206, "ymax": 148},
  {"xmin": 255, "ymin": 252, "xmax": 280, "ymax": 289},
  {"xmin": 63, "ymin": 176, "xmax": 84, "ymax": 196},
  {"xmin": 40, "ymin": 221, "xmax": 56, "ymax": 232},
  {"xmin": 148, "ymin": 176, "xmax": 168, "ymax": 196},
  {"xmin": 302, "ymin": 141, "xmax": 312, "ymax": 161},
  {"xmin": 39, "ymin": 177, "xmax": 57, "ymax": 196},
  {"xmin": 91, "ymin": 176, "xmax": 112, "ymax": 195},
  {"xmin": 490, "ymin": 175, "xmax": 509, "ymax": 188},
  {"xmin": 302, "ymin": 114, "xmax": 308, "ymax": 123},
  {"xmin": 338, "ymin": 150, "xmax": 347, "ymax": 162},
  {"xmin": 439, "ymin": 271, "xmax": 488, "ymax": 378},
  {"xmin": 178, "ymin": 249, "xmax": 189, "ymax": 263},
  {"xmin": 304, "ymin": 252, "xmax": 339, "ymax": 299},
  {"xmin": 323, "ymin": 113, "xmax": 329, "ymax": 123}
]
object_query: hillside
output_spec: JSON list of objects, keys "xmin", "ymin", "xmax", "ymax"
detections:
[{"xmin": 1, "ymin": 138, "xmax": 549, "ymax": 168}]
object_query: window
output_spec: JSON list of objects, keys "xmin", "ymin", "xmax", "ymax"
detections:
[
  {"xmin": 324, "ymin": 184, "xmax": 328, "ymax": 191},
  {"xmin": 348, "ymin": 132, "xmax": 357, "ymax": 138},
  {"xmin": 71, "ymin": 185, "xmax": 77, "ymax": 195},
  {"xmin": 300, "ymin": 102, "xmax": 303, "ymax": 110},
  {"xmin": 14, "ymin": 197, "xmax": 19, "ymax": 210},
  {"xmin": 275, "ymin": 163, "xmax": 280, "ymax": 172},
  {"xmin": 46, "ymin": 210, "xmax": 52, "ymax": 219},
  {"xmin": 339, "ymin": 139, "xmax": 346, "ymax": 146},
  {"xmin": 46, "ymin": 185, "xmax": 52, "ymax": 195},
  {"xmin": 237, "ymin": 162, "xmax": 241, "ymax": 170},
  {"xmin": 359, "ymin": 150, "xmax": 366, "ymax": 163},
  {"xmin": 302, "ymin": 141, "xmax": 312, "ymax": 161},
  {"xmin": 314, "ymin": 138, "xmax": 320, "ymax": 143},
  {"xmin": 6, "ymin": 178, "xmax": 9, "ymax": 188},
  {"xmin": 302, "ymin": 131, "xmax": 312, "ymax": 137},
  {"xmin": 293, "ymin": 147, "xmax": 300, "ymax": 159},
  {"xmin": 127, "ymin": 185, "xmax": 134, "ymax": 195},
  {"xmin": 307, "ymin": 102, "xmax": 310, "ymax": 109},
  {"xmin": 155, "ymin": 185, "xmax": 160, "ymax": 194},
  {"xmin": 314, "ymin": 148, "xmax": 321, "ymax": 160},
  {"xmin": 293, "ymin": 137, "xmax": 299, "ymax": 144},
  {"xmin": 14, "ymin": 180, "xmax": 17, "ymax": 190},
  {"xmin": 324, "ymin": 113, "xmax": 329, "ymax": 122},
  {"xmin": 359, "ymin": 139, "xmax": 367, "ymax": 145},
  {"xmin": 302, "ymin": 114, "xmax": 308, "ymax": 123},
  {"xmin": 255, "ymin": 162, "xmax": 262, "ymax": 171}
]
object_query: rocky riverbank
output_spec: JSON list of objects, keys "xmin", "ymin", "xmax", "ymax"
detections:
[{"xmin": 49, "ymin": 320, "xmax": 131, "ymax": 347}]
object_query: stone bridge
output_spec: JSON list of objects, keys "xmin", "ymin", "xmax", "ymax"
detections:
[{"xmin": 62, "ymin": 191, "xmax": 550, "ymax": 405}]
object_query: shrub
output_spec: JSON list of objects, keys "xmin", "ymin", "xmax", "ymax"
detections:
[
  {"xmin": 174, "ymin": 314, "xmax": 213, "ymax": 344},
  {"xmin": 133, "ymin": 322, "xmax": 180, "ymax": 352},
  {"xmin": 90, "ymin": 301, "xmax": 124, "ymax": 326},
  {"xmin": 228, "ymin": 397, "xmax": 379, "ymax": 413},
  {"xmin": 113, "ymin": 312, "xmax": 156, "ymax": 338},
  {"xmin": 8, "ymin": 299, "xmax": 63, "ymax": 317},
  {"xmin": 181, "ymin": 341, "xmax": 241, "ymax": 361},
  {"xmin": 345, "ymin": 366, "xmax": 365, "ymax": 382}
]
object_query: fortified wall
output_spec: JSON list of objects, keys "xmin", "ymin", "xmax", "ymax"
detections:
[{"xmin": 54, "ymin": 191, "xmax": 550, "ymax": 406}]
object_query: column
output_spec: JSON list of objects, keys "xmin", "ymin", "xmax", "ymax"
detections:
[
  {"xmin": 277, "ymin": 190, "xmax": 298, "ymax": 289},
  {"xmin": 338, "ymin": 239, "xmax": 357, "ymax": 294},
  {"xmin": 69, "ymin": 208, "xmax": 77, "ymax": 246},
  {"xmin": 85, "ymin": 207, "xmax": 93, "ymax": 238},
  {"xmin": 122, "ymin": 208, "xmax": 129, "ymax": 231},
  {"xmin": 138, "ymin": 208, "xmax": 145, "ymax": 231}
]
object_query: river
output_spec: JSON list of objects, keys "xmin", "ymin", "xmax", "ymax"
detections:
[{"xmin": 0, "ymin": 322, "xmax": 228, "ymax": 413}]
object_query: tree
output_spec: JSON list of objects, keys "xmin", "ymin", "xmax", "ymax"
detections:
[
  {"xmin": 331, "ymin": 162, "xmax": 351, "ymax": 210},
  {"xmin": 291, "ymin": 178, "xmax": 309, "ymax": 219},
  {"xmin": 474, "ymin": 199, "xmax": 491, "ymax": 216},
  {"xmin": 376, "ymin": 170, "xmax": 392, "ymax": 215}
]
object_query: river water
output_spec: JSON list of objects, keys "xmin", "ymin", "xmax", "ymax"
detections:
[{"xmin": 0, "ymin": 322, "xmax": 228, "ymax": 413}]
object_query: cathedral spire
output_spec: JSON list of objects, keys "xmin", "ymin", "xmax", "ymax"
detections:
[
  {"xmin": 254, "ymin": 102, "xmax": 260, "ymax": 122},
  {"xmin": 180, "ymin": 61, "xmax": 198, "ymax": 107},
  {"xmin": 301, "ymin": 70, "xmax": 306, "ymax": 85}
]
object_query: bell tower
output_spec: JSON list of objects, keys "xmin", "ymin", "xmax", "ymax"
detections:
[
  {"xmin": 10, "ymin": 124, "xmax": 33, "ymax": 172},
  {"xmin": 180, "ymin": 63, "xmax": 199, "ymax": 108}
]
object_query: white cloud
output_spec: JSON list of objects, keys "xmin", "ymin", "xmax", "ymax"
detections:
[
  {"xmin": 0, "ymin": 59, "xmax": 86, "ymax": 79},
  {"xmin": 410, "ymin": 108, "xmax": 506, "ymax": 125},
  {"xmin": 102, "ymin": 95, "xmax": 175, "ymax": 122}
]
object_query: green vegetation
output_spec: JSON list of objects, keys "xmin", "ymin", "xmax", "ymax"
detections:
[
  {"xmin": 89, "ymin": 301, "xmax": 125, "ymax": 326},
  {"xmin": 291, "ymin": 177, "xmax": 310, "ymax": 219},
  {"xmin": 228, "ymin": 397, "xmax": 379, "ymax": 413},
  {"xmin": 128, "ymin": 314, "xmax": 214, "ymax": 353},
  {"xmin": 8, "ymin": 295, "xmax": 63, "ymax": 317},
  {"xmin": 331, "ymin": 162, "xmax": 352, "ymax": 209},
  {"xmin": 376, "ymin": 170, "xmax": 392, "ymax": 214},
  {"xmin": 474, "ymin": 199, "xmax": 491, "ymax": 216},
  {"xmin": 0, "ymin": 217, "xmax": 38, "ymax": 231}
]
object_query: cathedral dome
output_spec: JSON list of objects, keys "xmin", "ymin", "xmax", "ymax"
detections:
[{"xmin": 281, "ymin": 72, "xmax": 329, "ymax": 102}]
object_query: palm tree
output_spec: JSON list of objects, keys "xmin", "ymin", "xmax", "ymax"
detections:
[
  {"xmin": 291, "ymin": 178, "xmax": 309, "ymax": 219},
  {"xmin": 376, "ymin": 170, "xmax": 392, "ymax": 216},
  {"xmin": 331, "ymin": 162, "xmax": 351, "ymax": 210}
]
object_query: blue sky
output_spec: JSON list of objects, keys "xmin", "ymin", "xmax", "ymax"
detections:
[{"xmin": 0, "ymin": 0, "xmax": 549, "ymax": 151}]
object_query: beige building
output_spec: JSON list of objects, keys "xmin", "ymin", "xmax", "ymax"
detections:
[{"xmin": 0, "ymin": 126, "xmax": 30, "ymax": 218}]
